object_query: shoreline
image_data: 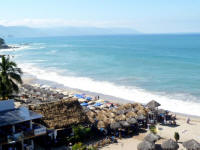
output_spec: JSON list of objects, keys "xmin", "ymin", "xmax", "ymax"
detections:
[{"xmin": 22, "ymin": 75, "xmax": 200, "ymax": 119}]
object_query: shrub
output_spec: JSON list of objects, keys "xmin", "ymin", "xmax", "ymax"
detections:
[
  {"xmin": 149, "ymin": 125, "xmax": 157, "ymax": 134},
  {"xmin": 72, "ymin": 142, "xmax": 87, "ymax": 150},
  {"xmin": 69, "ymin": 125, "xmax": 92, "ymax": 143},
  {"xmin": 174, "ymin": 132, "xmax": 180, "ymax": 142}
]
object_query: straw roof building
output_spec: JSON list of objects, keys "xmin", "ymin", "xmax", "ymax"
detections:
[
  {"xmin": 161, "ymin": 139, "xmax": 179, "ymax": 150},
  {"xmin": 29, "ymin": 98, "xmax": 89, "ymax": 129},
  {"xmin": 144, "ymin": 133, "xmax": 161, "ymax": 143},
  {"xmin": 137, "ymin": 140, "xmax": 155, "ymax": 150},
  {"xmin": 182, "ymin": 139, "xmax": 200, "ymax": 150}
]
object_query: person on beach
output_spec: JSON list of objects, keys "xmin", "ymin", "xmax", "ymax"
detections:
[{"xmin": 186, "ymin": 117, "xmax": 191, "ymax": 124}]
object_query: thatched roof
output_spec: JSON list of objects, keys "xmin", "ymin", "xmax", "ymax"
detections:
[
  {"xmin": 115, "ymin": 114, "xmax": 126, "ymax": 121},
  {"xmin": 29, "ymin": 98, "xmax": 88, "ymax": 129},
  {"xmin": 110, "ymin": 122, "xmax": 121, "ymax": 130},
  {"xmin": 137, "ymin": 140, "xmax": 155, "ymax": 150},
  {"xmin": 97, "ymin": 121, "xmax": 107, "ymax": 129},
  {"xmin": 182, "ymin": 139, "xmax": 200, "ymax": 150},
  {"xmin": 126, "ymin": 111, "xmax": 137, "ymax": 118},
  {"xmin": 161, "ymin": 139, "xmax": 179, "ymax": 150},
  {"xmin": 120, "ymin": 121, "xmax": 130, "ymax": 128},
  {"xmin": 146, "ymin": 100, "xmax": 160, "ymax": 109},
  {"xmin": 127, "ymin": 118, "xmax": 137, "ymax": 125},
  {"xmin": 144, "ymin": 133, "xmax": 161, "ymax": 143},
  {"xmin": 136, "ymin": 114, "xmax": 146, "ymax": 120}
]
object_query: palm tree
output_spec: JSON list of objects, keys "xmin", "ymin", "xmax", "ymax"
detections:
[{"xmin": 0, "ymin": 55, "xmax": 23, "ymax": 100}]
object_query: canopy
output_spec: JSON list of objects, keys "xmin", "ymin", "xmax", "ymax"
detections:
[
  {"xmin": 74, "ymin": 94, "xmax": 85, "ymax": 99},
  {"xmin": 146, "ymin": 100, "xmax": 160, "ymax": 109},
  {"xmin": 161, "ymin": 139, "xmax": 179, "ymax": 150},
  {"xmin": 94, "ymin": 102, "xmax": 103, "ymax": 107},
  {"xmin": 86, "ymin": 97, "xmax": 92, "ymax": 101},
  {"xmin": 137, "ymin": 140, "xmax": 155, "ymax": 150},
  {"xmin": 80, "ymin": 102, "xmax": 88, "ymax": 106},
  {"xmin": 144, "ymin": 133, "xmax": 161, "ymax": 143},
  {"xmin": 182, "ymin": 139, "xmax": 200, "ymax": 150}
]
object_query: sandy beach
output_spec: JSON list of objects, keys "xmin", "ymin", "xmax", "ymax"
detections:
[
  {"xmin": 101, "ymin": 115, "xmax": 200, "ymax": 150},
  {"xmin": 21, "ymin": 76, "xmax": 200, "ymax": 150}
]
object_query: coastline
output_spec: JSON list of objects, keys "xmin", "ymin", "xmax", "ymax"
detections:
[
  {"xmin": 22, "ymin": 74, "xmax": 200, "ymax": 119},
  {"xmin": 22, "ymin": 75, "xmax": 200, "ymax": 149}
]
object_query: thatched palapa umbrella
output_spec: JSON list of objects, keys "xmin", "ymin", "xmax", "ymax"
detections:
[
  {"xmin": 137, "ymin": 140, "xmax": 155, "ymax": 150},
  {"xmin": 126, "ymin": 111, "xmax": 137, "ymax": 118},
  {"xmin": 127, "ymin": 118, "xmax": 137, "ymax": 125},
  {"xmin": 182, "ymin": 139, "xmax": 200, "ymax": 150},
  {"xmin": 97, "ymin": 120, "xmax": 107, "ymax": 129},
  {"xmin": 120, "ymin": 121, "xmax": 130, "ymax": 128},
  {"xmin": 115, "ymin": 114, "xmax": 126, "ymax": 121},
  {"xmin": 110, "ymin": 122, "xmax": 121, "ymax": 130},
  {"xmin": 144, "ymin": 133, "xmax": 161, "ymax": 143},
  {"xmin": 146, "ymin": 100, "xmax": 160, "ymax": 109},
  {"xmin": 161, "ymin": 139, "xmax": 179, "ymax": 150},
  {"xmin": 136, "ymin": 114, "xmax": 146, "ymax": 120}
]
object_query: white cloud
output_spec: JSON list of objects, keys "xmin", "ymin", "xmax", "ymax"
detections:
[{"xmin": 0, "ymin": 18, "xmax": 136, "ymax": 28}]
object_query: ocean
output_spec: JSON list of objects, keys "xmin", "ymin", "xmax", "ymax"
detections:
[{"xmin": 1, "ymin": 34, "xmax": 200, "ymax": 116}]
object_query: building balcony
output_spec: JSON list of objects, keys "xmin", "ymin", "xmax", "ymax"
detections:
[{"xmin": 0, "ymin": 124, "xmax": 46, "ymax": 145}]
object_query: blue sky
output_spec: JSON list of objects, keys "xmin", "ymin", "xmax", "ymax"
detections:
[{"xmin": 0, "ymin": 0, "xmax": 200, "ymax": 33}]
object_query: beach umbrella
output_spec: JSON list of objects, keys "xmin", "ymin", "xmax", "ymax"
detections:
[
  {"xmin": 146, "ymin": 100, "xmax": 161, "ymax": 109},
  {"xmin": 137, "ymin": 109, "xmax": 147, "ymax": 116},
  {"xmin": 122, "ymin": 103, "xmax": 134, "ymax": 109},
  {"xmin": 108, "ymin": 118, "xmax": 116, "ymax": 124},
  {"xmin": 137, "ymin": 140, "xmax": 155, "ymax": 150},
  {"xmin": 81, "ymin": 102, "xmax": 88, "ymax": 106},
  {"xmin": 86, "ymin": 111, "xmax": 96, "ymax": 118},
  {"xmin": 110, "ymin": 122, "xmax": 121, "ymax": 130},
  {"xmin": 74, "ymin": 94, "xmax": 85, "ymax": 99},
  {"xmin": 88, "ymin": 101, "xmax": 95, "ymax": 105},
  {"xmin": 97, "ymin": 121, "xmax": 106, "ymax": 129},
  {"xmin": 161, "ymin": 139, "xmax": 179, "ymax": 150},
  {"xmin": 78, "ymin": 98, "xmax": 87, "ymax": 103},
  {"xmin": 126, "ymin": 111, "xmax": 137, "ymax": 118},
  {"xmin": 96, "ymin": 99, "xmax": 104, "ymax": 103},
  {"xmin": 86, "ymin": 97, "xmax": 92, "ymax": 101},
  {"xmin": 136, "ymin": 114, "xmax": 146, "ymax": 120},
  {"xmin": 116, "ymin": 110, "xmax": 125, "ymax": 115},
  {"xmin": 127, "ymin": 118, "xmax": 137, "ymax": 125},
  {"xmin": 88, "ymin": 117, "xmax": 96, "ymax": 124},
  {"xmin": 120, "ymin": 121, "xmax": 130, "ymax": 128},
  {"xmin": 94, "ymin": 102, "xmax": 103, "ymax": 107},
  {"xmin": 97, "ymin": 114, "xmax": 107, "ymax": 121},
  {"xmin": 144, "ymin": 133, "xmax": 161, "ymax": 143},
  {"xmin": 182, "ymin": 139, "xmax": 200, "ymax": 150},
  {"xmin": 115, "ymin": 114, "xmax": 126, "ymax": 121}
]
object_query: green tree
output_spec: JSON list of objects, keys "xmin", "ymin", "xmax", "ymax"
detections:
[
  {"xmin": 174, "ymin": 132, "xmax": 180, "ymax": 142},
  {"xmin": 0, "ymin": 56, "xmax": 23, "ymax": 99}
]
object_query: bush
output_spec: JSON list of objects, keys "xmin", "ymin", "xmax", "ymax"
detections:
[
  {"xmin": 149, "ymin": 125, "xmax": 157, "ymax": 134},
  {"xmin": 69, "ymin": 125, "xmax": 92, "ymax": 143},
  {"xmin": 72, "ymin": 142, "xmax": 87, "ymax": 150},
  {"xmin": 174, "ymin": 132, "xmax": 180, "ymax": 142}
]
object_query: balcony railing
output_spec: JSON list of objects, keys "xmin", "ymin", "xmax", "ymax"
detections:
[{"xmin": 0, "ymin": 124, "xmax": 46, "ymax": 145}]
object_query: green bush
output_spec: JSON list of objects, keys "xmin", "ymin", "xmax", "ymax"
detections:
[
  {"xmin": 72, "ymin": 142, "xmax": 87, "ymax": 150},
  {"xmin": 69, "ymin": 125, "xmax": 92, "ymax": 143},
  {"xmin": 174, "ymin": 132, "xmax": 180, "ymax": 142},
  {"xmin": 87, "ymin": 146, "xmax": 97, "ymax": 150},
  {"xmin": 149, "ymin": 125, "xmax": 157, "ymax": 134}
]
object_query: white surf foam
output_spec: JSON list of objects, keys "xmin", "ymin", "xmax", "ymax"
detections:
[{"xmin": 20, "ymin": 63, "xmax": 200, "ymax": 116}]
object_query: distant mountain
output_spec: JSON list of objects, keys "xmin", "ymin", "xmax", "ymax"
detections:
[{"xmin": 0, "ymin": 25, "xmax": 140, "ymax": 38}]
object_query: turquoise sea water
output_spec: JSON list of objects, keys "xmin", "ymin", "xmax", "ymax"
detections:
[{"xmin": 1, "ymin": 34, "xmax": 200, "ymax": 115}]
